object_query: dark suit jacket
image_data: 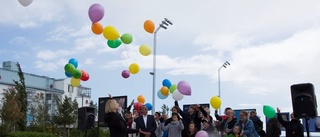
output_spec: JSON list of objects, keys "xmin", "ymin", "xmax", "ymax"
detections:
[{"xmin": 134, "ymin": 115, "xmax": 157, "ymax": 137}]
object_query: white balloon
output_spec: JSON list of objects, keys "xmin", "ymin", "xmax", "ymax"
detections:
[
  {"xmin": 18, "ymin": 0, "xmax": 33, "ymax": 7},
  {"xmin": 172, "ymin": 89, "xmax": 184, "ymax": 101}
]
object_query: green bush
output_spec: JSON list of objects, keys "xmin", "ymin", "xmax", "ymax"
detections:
[{"xmin": 8, "ymin": 131, "xmax": 58, "ymax": 137}]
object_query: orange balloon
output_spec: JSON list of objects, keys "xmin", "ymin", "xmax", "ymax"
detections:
[
  {"xmin": 144, "ymin": 20, "xmax": 155, "ymax": 34},
  {"xmin": 91, "ymin": 22, "xmax": 103, "ymax": 35},
  {"xmin": 137, "ymin": 95, "xmax": 145, "ymax": 104},
  {"xmin": 160, "ymin": 86, "xmax": 169, "ymax": 96}
]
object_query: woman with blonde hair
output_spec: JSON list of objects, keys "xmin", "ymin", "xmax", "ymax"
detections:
[{"xmin": 104, "ymin": 99, "xmax": 140, "ymax": 137}]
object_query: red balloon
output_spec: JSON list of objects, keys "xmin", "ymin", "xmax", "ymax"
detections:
[
  {"xmin": 80, "ymin": 70, "xmax": 90, "ymax": 81},
  {"xmin": 134, "ymin": 102, "xmax": 144, "ymax": 110}
]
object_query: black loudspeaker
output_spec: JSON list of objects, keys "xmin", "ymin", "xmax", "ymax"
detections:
[
  {"xmin": 291, "ymin": 83, "xmax": 318, "ymax": 118},
  {"xmin": 78, "ymin": 107, "xmax": 96, "ymax": 130}
]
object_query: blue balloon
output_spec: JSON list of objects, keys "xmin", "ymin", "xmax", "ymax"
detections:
[
  {"xmin": 68, "ymin": 58, "xmax": 78, "ymax": 68},
  {"xmin": 157, "ymin": 90, "xmax": 168, "ymax": 99},
  {"xmin": 65, "ymin": 72, "xmax": 72, "ymax": 78},
  {"xmin": 162, "ymin": 79, "xmax": 172, "ymax": 88},
  {"xmin": 145, "ymin": 103, "xmax": 153, "ymax": 111}
]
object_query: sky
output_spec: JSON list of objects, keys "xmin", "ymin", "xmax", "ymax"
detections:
[{"xmin": 2, "ymin": 0, "xmax": 320, "ymax": 126}]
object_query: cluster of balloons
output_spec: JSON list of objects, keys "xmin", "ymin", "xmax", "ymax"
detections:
[
  {"xmin": 133, "ymin": 95, "xmax": 153, "ymax": 111},
  {"xmin": 64, "ymin": 58, "xmax": 90, "ymax": 87},
  {"xmin": 18, "ymin": 0, "xmax": 33, "ymax": 7},
  {"xmin": 157, "ymin": 79, "xmax": 192, "ymax": 101},
  {"xmin": 263, "ymin": 105, "xmax": 276, "ymax": 118},
  {"xmin": 121, "ymin": 63, "xmax": 140, "ymax": 79},
  {"xmin": 137, "ymin": 20, "xmax": 156, "ymax": 56},
  {"xmin": 210, "ymin": 96, "xmax": 222, "ymax": 110},
  {"xmin": 88, "ymin": 3, "xmax": 133, "ymax": 49}
]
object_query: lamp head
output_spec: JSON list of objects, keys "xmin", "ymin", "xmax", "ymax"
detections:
[
  {"xmin": 160, "ymin": 24, "xmax": 167, "ymax": 29},
  {"xmin": 164, "ymin": 18, "xmax": 173, "ymax": 25}
]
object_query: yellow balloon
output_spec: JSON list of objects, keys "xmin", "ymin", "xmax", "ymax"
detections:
[
  {"xmin": 103, "ymin": 26, "xmax": 120, "ymax": 40},
  {"xmin": 160, "ymin": 86, "xmax": 169, "ymax": 96},
  {"xmin": 139, "ymin": 44, "xmax": 152, "ymax": 56},
  {"xmin": 129, "ymin": 63, "xmax": 140, "ymax": 74},
  {"xmin": 137, "ymin": 95, "xmax": 145, "ymax": 104},
  {"xmin": 70, "ymin": 77, "xmax": 80, "ymax": 87},
  {"xmin": 210, "ymin": 96, "xmax": 222, "ymax": 109}
]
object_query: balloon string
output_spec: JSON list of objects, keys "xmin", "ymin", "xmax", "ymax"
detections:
[{"xmin": 120, "ymin": 44, "xmax": 130, "ymax": 68}]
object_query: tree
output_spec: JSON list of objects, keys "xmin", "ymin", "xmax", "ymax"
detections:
[
  {"xmin": 13, "ymin": 62, "xmax": 27, "ymax": 131},
  {"xmin": 161, "ymin": 104, "xmax": 170, "ymax": 115},
  {"xmin": 30, "ymin": 93, "xmax": 50, "ymax": 131},
  {"xmin": 52, "ymin": 96, "xmax": 78, "ymax": 137},
  {"xmin": 0, "ymin": 88, "xmax": 24, "ymax": 132}
]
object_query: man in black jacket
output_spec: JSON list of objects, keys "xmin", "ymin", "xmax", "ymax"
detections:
[
  {"xmin": 277, "ymin": 108, "xmax": 304, "ymax": 137},
  {"xmin": 135, "ymin": 105, "xmax": 157, "ymax": 137}
]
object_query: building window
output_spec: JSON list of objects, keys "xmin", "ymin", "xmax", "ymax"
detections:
[
  {"xmin": 46, "ymin": 94, "xmax": 51, "ymax": 100},
  {"xmin": 68, "ymin": 85, "xmax": 73, "ymax": 93}
]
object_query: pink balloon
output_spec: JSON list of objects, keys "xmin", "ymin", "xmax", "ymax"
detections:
[
  {"xmin": 177, "ymin": 81, "xmax": 191, "ymax": 95},
  {"xmin": 122, "ymin": 70, "xmax": 130, "ymax": 78},
  {"xmin": 195, "ymin": 131, "xmax": 208, "ymax": 137},
  {"xmin": 88, "ymin": 3, "xmax": 105, "ymax": 23},
  {"xmin": 18, "ymin": 0, "xmax": 33, "ymax": 7}
]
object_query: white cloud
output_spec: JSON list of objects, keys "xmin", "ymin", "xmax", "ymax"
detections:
[
  {"xmin": 34, "ymin": 60, "xmax": 59, "ymax": 72},
  {"xmin": 9, "ymin": 36, "xmax": 30, "ymax": 45}
]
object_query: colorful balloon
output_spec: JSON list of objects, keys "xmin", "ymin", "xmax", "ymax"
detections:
[
  {"xmin": 263, "ymin": 105, "xmax": 276, "ymax": 118},
  {"xmin": 70, "ymin": 77, "xmax": 80, "ymax": 87},
  {"xmin": 178, "ymin": 81, "xmax": 191, "ymax": 96},
  {"xmin": 195, "ymin": 130, "xmax": 209, "ymax": 137},
  {"xmin": 172, "ymin": 89, "xmax": 184, "ymax": 101},
  {"xmin": 210, "ymin": 96, "xmax": 222, "ymax": 109},
  {"xmin": 103, "ymin": 26, "xmax": 120, "ymax": 40},
  {"xmin": 80, "ymin": 70, "xmax": 90, "ymax": 81},
  {"xmin": 139, "ymin": 44, "xmax": 152, "ymax": 56},
  {"xmin": 160, "ymin": 86, "xmax": 169, "ymax": 96},
  {"xmin": 129, "ymin": 63, "xmax": 140, "ymax": 74},
  {"xmin": 162, "ymin": 79, "xmax": 172, "ymax": 88},
  {"xmin": 65, "ymin": 72, "xmax": 72, "ymax": 78},
  {"xmin": 134, "ymin": 102, "xmax": 144, "ymax": 110},
  {"xmin": 145, "ymin": 103, "xmax": 153, "ymax": 111},
  {"xmin": 144, "ymin": 20, "xmax": 155, "ymax": 34},
  {"xmin": 91, "ymin": 22, "xmax": 103, "ymax": 35},
  {"xmin": 137, "ymin": 95, "xmax": 145, "ymax": 104},
  {"xmin": 72, "ymin": 69, "xmax": 82, "ymax": 79},
  {"xmin": 120, "ymin": 33, "xmax": 133, "ymax": 44},
  {"xmin": 68, "ymin": 58, "xmax": 78, "ymax": 68},
  {"xmin": 121, "ymin": 70, "xmax": 130, "ymax": 78},
  {"xmin": 88, "ymin": 3, "xmax": 105, "ymax": 23},
  {"xmin": 64, "ymin": 63, "xmax": 76, "ymax": 74},
  {"xmin": 107, "ymin": 39, "xmax": 122, "ymax": 48},
  {"xmin": 18, "ymin": 0, "xmax": 33, "ymax": 7},
  {"xmin": 169, "ymin": 84, "xmax": 177, "ymax": 94},
  {"xmin": 157, "ymin": 90, "xmax": 168, "ymax": 99}
]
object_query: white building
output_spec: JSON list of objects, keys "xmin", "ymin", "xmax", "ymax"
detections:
[{"xmin": 0, "ymin": 61, "xmax": 91, "ymax": 126}]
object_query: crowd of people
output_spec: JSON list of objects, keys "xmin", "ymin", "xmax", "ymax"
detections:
[{"xmin": 104, "ymin": 98, "xmax": 304, "ymax": 137}]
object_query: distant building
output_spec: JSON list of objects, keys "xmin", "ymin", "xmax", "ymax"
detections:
[{"xmin": 0, "ymin": 61, "xmax": 91, "ymax": 126}]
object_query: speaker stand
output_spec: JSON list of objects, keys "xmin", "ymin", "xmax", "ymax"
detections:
[{"xmin": 305, "ymin": 117, "xmax": 310, "ymax": 137}]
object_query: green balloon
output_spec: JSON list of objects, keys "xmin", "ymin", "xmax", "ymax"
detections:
[
  {"xmin": 64, "ymin": 63, "xmax": 75, "ymax": 74},
  {"xmin": 263, "ymin": 105, "xmax": 276, "ymax": 118},
  {"xmin": 169, "ymin": 84, "xmax": 177, "ymax": 93},
  {"xmin": 120, "ymin": 33, "xmax": 133, "ymax": 44},
  {"xmin": 107, "ymin": 39, "xmax": 122, "ymax": 48},
  {"xmin": 72, "ymin": 69, "xmax": 82, "ymax": 79}
]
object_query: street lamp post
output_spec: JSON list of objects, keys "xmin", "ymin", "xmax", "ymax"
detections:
[
  {"xmin": 151, "ymin": 18, "xmax": 173, "ymax": 115},
  {"xmin": 218, "ymin": 61, "xmax": 230, "ymax": 115}
]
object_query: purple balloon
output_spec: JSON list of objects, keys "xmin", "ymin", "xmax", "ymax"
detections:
[
  {"xmin": 177, "ymin": 81, "xmax": 191, "ymax": 96},
  {"xmin": 88, "ymin": 3, "xmax": 105, "ymax": 23},
  {"xmin": 195, "ymin": 131, "xmax": 208, "ymax": 137},
  {"xmin": 122, "ymin": 70, "xmax": 130, "ymax": 78}
]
